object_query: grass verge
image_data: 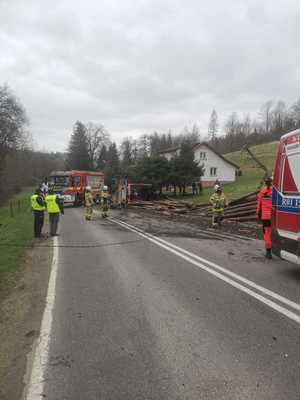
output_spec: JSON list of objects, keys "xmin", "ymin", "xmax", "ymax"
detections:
[{"xmin": 0, "ymin": 188, "xmax": 34, "ymax": 297}]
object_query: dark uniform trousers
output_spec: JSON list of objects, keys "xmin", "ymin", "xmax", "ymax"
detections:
[
  {"xmin": 49, "ymin": 213, "xmax": 60, "ymax": 236},
  {"xmin": 34, "ymin": 210, "xmax": 44, "ymax": 237}
]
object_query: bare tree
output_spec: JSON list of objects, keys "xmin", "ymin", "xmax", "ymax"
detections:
[
  {"xmin": 137, "ymin": 134, "xmax": 150, "ymax": 159},
  {"xmin": 0, "ymin": 85, "xmax": 28, "ymax": 164},
  {"xmin": 86, "ymin": 122, "xmax": 110, "ymax": 169},
  {"xmin": 225, "ymin": 112, "xmax": 239, "ymax": 135},
  {"xmin": 290, "ymin": 98, "xmax": 300, "ymax": 128},
  {"xmin": 208, "ymin": 110, "xmax": 218, "ymax": 142},
  {"xmin": 259, "ymin": 100, "xmax": 274, "ymax": 134},
  {"xmin": 121, "ymin": 137, "xmax": 134, "ymax": 166},
  {"xmin": 272, "ymin": 100, "xmax": 286, "ymax": 134},
  {"xmin": 241, "ymin": 114, "xmax": 252, "ymax": 136}
]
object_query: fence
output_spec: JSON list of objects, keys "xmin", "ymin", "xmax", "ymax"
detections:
[{"xmin": 8, "ymin": 198, "xmax": 30, "ymax": 218}]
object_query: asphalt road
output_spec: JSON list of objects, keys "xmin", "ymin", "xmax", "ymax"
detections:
[{"xmin": 26, "ymin": 208, "xmax": 300, "ymax": 400}]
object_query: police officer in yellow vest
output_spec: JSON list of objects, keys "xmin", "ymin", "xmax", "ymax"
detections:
[
  {"xmin": 46, "ymin": 188, "xmax": 64, "ymax": 236},
  {"xmin": 31, "ymin": 188, "xmax": 46, "ymax": 238}
]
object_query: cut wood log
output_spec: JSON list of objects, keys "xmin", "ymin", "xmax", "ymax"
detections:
[
  {"xmin": 226, "ymin": 215, "xmax": 258, "ymax": 222},
  {"xmin": 228, "ymin": 191, "xmax": 258, "ymax": 206}
]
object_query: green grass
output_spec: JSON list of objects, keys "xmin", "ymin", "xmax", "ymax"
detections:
[
  {"xmin": 168, "ymin": 141, "xmax": 279, "ymax": 204},
  {"xmin": 0, "ymin": 188, "xmax": 34, "ymax": 295}
]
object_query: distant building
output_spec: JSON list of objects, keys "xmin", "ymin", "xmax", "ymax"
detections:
[{"xmin": 159, "ymin": 142, "xmax": 240, "ymax": 187}]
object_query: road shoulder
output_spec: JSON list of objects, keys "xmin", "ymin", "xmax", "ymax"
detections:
[{"xmin": 0, "ymin": 240, "xmax": 52, "ymax": 400}]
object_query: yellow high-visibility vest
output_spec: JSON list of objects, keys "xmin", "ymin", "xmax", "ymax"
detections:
[
  {"xmin": 46, "ymin": 194, "xmax": 60, "ymax": 213},
  {"xmin": 31, "ymin": 194, "xmax": 46, "ymax": 211}
]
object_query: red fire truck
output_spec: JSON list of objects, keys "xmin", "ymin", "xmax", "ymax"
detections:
[
  {"xmin": 272, "ymin": 129, "xmax": 300, "ymax": 265},
  {"xmin": 49, "ymin": 170, "xmax": 105, "ymax": 206}
]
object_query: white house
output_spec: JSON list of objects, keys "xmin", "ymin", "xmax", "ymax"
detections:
[{"xmin": 159, "ymin": 142, "xmax": 239, "ymax": 187}]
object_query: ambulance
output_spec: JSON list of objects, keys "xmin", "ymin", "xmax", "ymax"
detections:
[{"xmin": 272, "ymin": 129, "xmax": 300, "ymax": 265}]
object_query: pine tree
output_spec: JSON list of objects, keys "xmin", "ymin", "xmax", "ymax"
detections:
[
  {"xmin": 103, "ymin": 142, "xmax": 120, "ymax": 187},
  {"xmin": 175, "ymin": 141, "xmax": 204, "ymax": 192},
  {"xmin": 66, "ymin": 121, "xmax": 90, "ymax": 170},
  {"xmin": 97, "ymin": 144, "xmax": 108, "ymax": 170},
  {"xmin": 107, "ymin": 143, "xmax": 120, "ymax": 170},
  {"xmin": 121, "ymin": 138, "xmax": 133, "ymax": 166},
  {"xmin": 167, "ymin": 130, "xmax": 173, "ymax": 146}
]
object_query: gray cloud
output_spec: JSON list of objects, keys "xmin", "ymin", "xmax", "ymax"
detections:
[{"xmin": 1, "ymin": 0, "xmax": 300, "ymax": 151}]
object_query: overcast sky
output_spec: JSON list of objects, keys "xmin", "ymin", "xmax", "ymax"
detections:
[{"xmin": 1, "ymin": 0, "xmax": 300, "ymax": 151}]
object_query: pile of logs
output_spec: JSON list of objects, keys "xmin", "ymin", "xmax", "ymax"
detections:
[
  {"xmin": 192, "ymin": 191, "xmax": 258, "ymax": 222},
  {"xmin": 129, "ymin": 199, "xmax": 194, "ymax": 214},
  {"xmin": 128, "ymin": 191, "xmax": 259, "ymax": 223}
]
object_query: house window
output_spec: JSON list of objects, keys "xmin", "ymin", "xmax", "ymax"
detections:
[
  {"xmin": 210, "ymin": 167, "xmax": 217, "ymax": 176},
  {"xmin": 199, "ymin": 152, "xmax": 206, "ymax": 160}
]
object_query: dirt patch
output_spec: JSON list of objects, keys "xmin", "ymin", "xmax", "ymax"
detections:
[
  {"xmin": 118, "ymin": 207, "xmax": 262, "ymax": 239},
  {"xmin": 0, "ymin": 238, "xmax": 52, "ymax": 400}
]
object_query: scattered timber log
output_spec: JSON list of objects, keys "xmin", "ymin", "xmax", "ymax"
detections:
[
  {"xmin": 224, "ymin": 200, "xmax": 256, "ymax": 211},
  {"xmin": 226, "ymin": 215, "xmax": 258, "ymax": 222},
  {"xmin": 228, "ymin": 191, "xmax": 258, "ymax": 206},
  {"xmin": 127, "ymin": 190, "xmax": 259, "ymax": 223},
  {"xmin": 172, "ymin": 209, "xmax": 188, "ymax": 214}
]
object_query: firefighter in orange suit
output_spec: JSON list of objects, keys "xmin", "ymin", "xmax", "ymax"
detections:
[{"xmin": 257, "ymin": 177, "xmax": 273, "ymax": 259}]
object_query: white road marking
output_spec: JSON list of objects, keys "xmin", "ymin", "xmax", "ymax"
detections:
[
  {"xmin": 111, "ymin": 218, "xmax": 300, "ymax": 325},
  {"xmin": 114, "ymin": 218, "xmax": 300, "ymax": 313},
  {"xmin": 24, "ymin": 236, "xmax": 59, "ymax": 400}
]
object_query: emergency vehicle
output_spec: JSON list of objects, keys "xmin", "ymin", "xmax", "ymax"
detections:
[
  {"xmin": 272, "ymin": 129, "xmax": 300, "ymax": 265},
  {"xmin": 49, "ymin": 170, "xmax": 104, "ymax": 206}
]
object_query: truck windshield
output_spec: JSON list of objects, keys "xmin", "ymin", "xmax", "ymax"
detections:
[{"xmin": 50, "ymin": 176, "xmax": 69, "ymax": 187}]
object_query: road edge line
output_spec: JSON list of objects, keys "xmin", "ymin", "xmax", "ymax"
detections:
[{"xmin": 24, "ymin": 236, "xmax": 59, "ymax": 400}]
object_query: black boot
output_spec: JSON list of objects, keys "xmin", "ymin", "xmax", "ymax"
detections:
[{"xmin": 265, "ymin": 248, "xmax": 272, "ymax": 259}]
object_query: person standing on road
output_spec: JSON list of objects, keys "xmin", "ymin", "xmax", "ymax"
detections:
[
  {"xmin": 85, "ymin": 186, "xmax": 93, "ymax": 221},
  {"xmin": 46, "ymin": 188, "xmax": 64, "ymax": 236},
  {"xmin": 192, "ymin": 182, "xmax": 197, "ymax": 195},
  {"xmin": 257, "ymin": 176, "xmax": 273, "ymax": 259},
  {"xmin": 101, "ymin": 185, "xmax": 110, "ymax": 218},
  {"xmin": 209, "ymin": 185, "xmax": 228, "ymax": 228},
  {"xmin": 213, "ymin": 179, "xmax": 220, "ymax": 191},
  {"xmin": 197, "ymin": 179, "xmax": 203, "ymax": 195},
  {"xmin": 119, "ymin": 186, "xmax": 127, "ymax": 209},
  {"xmin": 31, "ymin": 188, "xmax": 46, "ymax": 238}
]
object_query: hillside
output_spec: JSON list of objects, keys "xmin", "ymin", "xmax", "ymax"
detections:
[
  {"xmin": 221, "ymin": 141, "xmax": 279, "ymax": 201},
  {"xmin": 173, "ymin": 141, "xmax": 279, "ymax": 204}
]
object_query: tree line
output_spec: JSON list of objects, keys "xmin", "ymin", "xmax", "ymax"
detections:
[
  {"xmin": 66, "ymin": 121, "xmax": 204, "ymax": 194},
  {"xmin": 3, "ymin": 81, "xmax": 300, "ymax": 202},
  {"xmin": 207, "ymin": 99, "xmax": 300, "ymax": 154},
  {"xmin": 0, "ymin": 85, "xmax": 65, "ymax": 204}
]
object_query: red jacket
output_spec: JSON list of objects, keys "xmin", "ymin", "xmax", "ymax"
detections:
[{"xmin": 256, "ymin": 186, "xmax": 272, "ymax": 220}]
